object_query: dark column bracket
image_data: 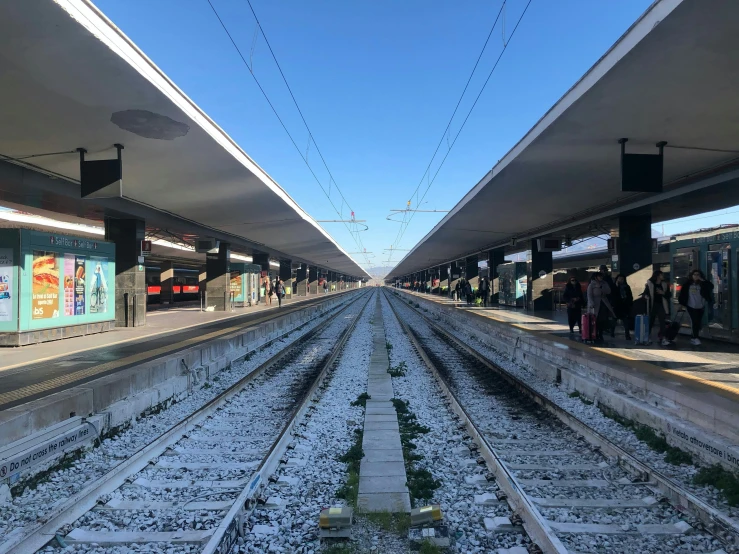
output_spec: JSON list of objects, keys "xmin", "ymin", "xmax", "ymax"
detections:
[
  {"xmin": 618, "ymin": 138, "xmax": 667, "ymax": 193},
  {"xmin": 78, "ymin": 144, "xmax": 124, "ymax": 199}
]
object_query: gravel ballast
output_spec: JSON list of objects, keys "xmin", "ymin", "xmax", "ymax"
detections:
[{"xmin": 3, "ymin": 294, "xmax": 364, "ymax": 551}]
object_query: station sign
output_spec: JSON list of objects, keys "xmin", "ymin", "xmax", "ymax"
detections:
[{"xmin": 140, "ymin": 240, "xmax": 152, "ymax": 257}]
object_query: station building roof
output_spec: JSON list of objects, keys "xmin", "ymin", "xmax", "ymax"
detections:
[
  {"xmin": 387, "ymin": 0, "xmax": 739, "ymax": 280},
  {"xmin": 0, "ymin": 0, "xmax": 369, "ymax": 279}
]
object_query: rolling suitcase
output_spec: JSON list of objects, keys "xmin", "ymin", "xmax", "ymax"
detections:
[
  {"xmin": 581, "ymin": 310, "xmax": 597, "ymax": 343},
  {"xmin": 633, "ymin": 314, "xmax": 649, "ymax": 345}
]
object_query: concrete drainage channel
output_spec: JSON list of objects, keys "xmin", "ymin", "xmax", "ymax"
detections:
[
  {"xmin": 383, "ymin": 290, "xmax": 736, "ymax": 554},
  {"xmin": 0, "ymin": 290, "xmax": 371, "ymax": 554}
]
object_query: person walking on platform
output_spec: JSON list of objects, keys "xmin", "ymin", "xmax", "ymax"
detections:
[
  {"xmin": 266, "ymin": 277, "xmax": 273, "ymax": 306},
  {"xmin": 612, "ymin": 274, "xmax": 634, "ymax": 341},
  {"xmin": 678, "ymin": 269, "xmax": 714, "ymax": 346},
  {"xmin": 464, "ymin": 280, "xmax": 473, "ymax": 305},
  {"xmin": 563, "ymin": 275, "xmax": 584, "ymax": 334},
  {"xmin": 454, "ymin": 280, "xmax": 461, "ymax": 301},
  {"xmin": 599, "ymin": 265, "xmax": 617, "ymax": 337},
  {"xmin": 644, "ymin": 270, "xmax": 670, "ymax": 345},
  {"xmin": 479, "ymin": 277, "xmax": 490, "ymax": 307},
  {"xmin": 276, "ymin": 278, "xmax": 285, "ymax": 308},
  {"xmin": 587, "ymin": 272, "xmax": 614, "ymax": 343}
]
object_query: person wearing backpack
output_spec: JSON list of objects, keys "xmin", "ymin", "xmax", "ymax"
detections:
[{"xmin": 677, "ymin": 270, "xmax": 714, "ymax": 345}]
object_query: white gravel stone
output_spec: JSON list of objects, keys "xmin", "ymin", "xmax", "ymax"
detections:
[
  {"xmin": 383, "ymin": 292, "xmax": 726, "ymax": 554},
  {"xmin": 234, "ymin": 292, "xmax": 375, "ymax": 553},
  {"xmin": 379, "ymin": 293, "xmax": 532, "ymax": 552},
  {"xmin": 3, "ymin": 295, "xmax": 364, "ymax": 549}
]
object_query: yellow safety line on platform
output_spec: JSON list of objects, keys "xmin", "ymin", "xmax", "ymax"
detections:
[
  {"xmin": 592, "ymin": 348, "xmax": 638, "ymax": 361},
  {"xmin": 664, "ymin": 369, "xmax": 739, "ymax": 396},
  {"xmin": 0, "ymin": 295, "xmax": 327, "ymax": 374}
]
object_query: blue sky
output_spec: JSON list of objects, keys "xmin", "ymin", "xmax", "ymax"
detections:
[{"xmin": 89, "ymin": 0, "xmax": 736, "ymax": 273}]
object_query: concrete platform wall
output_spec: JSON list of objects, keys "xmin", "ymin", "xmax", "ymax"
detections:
[
  {"xmin": 0, "ymin": 291, "xmax": 359, "ymax": 448},
  {"xmin": 394, "ymin": 289, "xmax": 739, "ymax": 473}
]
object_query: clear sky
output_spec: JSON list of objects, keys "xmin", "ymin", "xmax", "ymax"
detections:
[{"xmin": 89, "ymin": 0, "xmax": 734, "ymax": 276}]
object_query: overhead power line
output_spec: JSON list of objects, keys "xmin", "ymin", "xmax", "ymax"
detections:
[
  {"xmin": 205, "ymin": 0, "xmax": 371, "ymax": 268},
  {"xmin": 390, "ymin": 0, "xmax": 533, "ymax": 259},
  {"xmin": 389, "ymin": 0, "xmax": 506, "ymax": 256}
]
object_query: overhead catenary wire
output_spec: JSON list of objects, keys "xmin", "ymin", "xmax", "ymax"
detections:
[
  {"xmin": 242, "ymin": 0, "xmax": 371, "ymax": 265},
  {"xmin": 389, "ymin": 1, "xmax": 507, "ymax": 255},
  {"xmin": 205, "ymin": 0, "xmax": 372, "ymax": 268},
  {"xmin": 391, "ymin": 0, "xmax": 533, "ymax": 258}
]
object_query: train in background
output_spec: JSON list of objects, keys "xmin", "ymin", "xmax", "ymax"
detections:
[
  {"xmin": 145, "ymin": 265, "xmax": 200, "ymax": 303},
  {"xmin": 552, "ymin": 225, "xmax": 739, "ymax": 341},
  {"xmin": 552, "ymin": 238, "xmax": 672, "ymax": 294}
]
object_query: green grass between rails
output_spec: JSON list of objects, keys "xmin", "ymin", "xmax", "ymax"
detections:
[
  {"xmin": 391, "ymin": 398, "xmax": 440, "ymax": 505},
  {"xmin": 599, "ymin": 405, "xmax": 693, "ymax": 466},
  {"xmin": 693, "ymin": 464, "xmax": 739, "ymax": 506}
]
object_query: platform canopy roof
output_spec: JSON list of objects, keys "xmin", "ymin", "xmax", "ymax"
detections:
[
  {"xmin": 387, "ymin": 0, "xmax": 739, "ymax": 280},
  {"xmin": 0, "ymin": 0, "xmax": 369, "ymax": 279}
]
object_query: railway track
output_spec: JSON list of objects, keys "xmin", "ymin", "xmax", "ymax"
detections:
[
  {"xmin": 5, "ymin": 290, "xmax": 372, "ymax": 554},
  {"xmin": 383, "ymin": 289, "xmax": 737, "ymax": 554}
]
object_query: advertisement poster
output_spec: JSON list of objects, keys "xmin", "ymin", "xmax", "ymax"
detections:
[
  {"xmin": 0, "ymin": 248, "xmax": 12, "ymax": 322},
  {"xmin": 32, "ymin": 251, "xmax": 60, "ymax": 320},
  {"xmin": 229, "ymin": 270, "xmax": 242, "ymax": 292},
  {"xmin": 63, "ymin": 255, "xmax": 74, "ymax": 316},
  {"xmin": 75, "ymin": 256, "xmax": 86, "ymax": 316},
  {"xmin": 87, "ymin": 258, "xmax": 108, "ymax": 314},
  {"xmin": 230, "ymin": 270, "xmax": 243, "ymax": 301}
]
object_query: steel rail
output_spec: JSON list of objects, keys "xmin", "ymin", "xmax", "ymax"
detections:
[
  {"xmin": 4, "ymin": 290, "xmax": 369, "ymax": 554},
  {"xmin": 382, "ymin": 290, "xmax": 568, "ymax": 553},
  {"xmin": 386, "ymin": 289, "xmax": 739, "ymax": 551},
  {"xmin": 202, "ymin": 289, "xmax": 374, "ymax": 553}
]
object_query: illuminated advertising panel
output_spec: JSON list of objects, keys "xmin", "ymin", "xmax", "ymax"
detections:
[
  {"xmin": 0, "ymin": 248, "xmax": 12, "ymax": 322},
  {"xmin": 32, "ymin": 251, "xmax": 59, "ymax": 320}
]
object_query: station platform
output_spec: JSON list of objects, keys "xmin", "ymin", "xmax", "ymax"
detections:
[
  {"xmin": 404, "ymin": 290, "xmax": 739, "ymax": 396},
  {"xmin": 0, "ymin": 291, "xmax": 350, "ymax": 412},
  {"xmin": 394, "ymin": 288, "xmax": 739, "ymax": 471}
]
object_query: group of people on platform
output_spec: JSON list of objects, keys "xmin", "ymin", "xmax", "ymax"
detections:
[
  {"xmin": 453, "ymin": 277, "xmax": 491, "ymax": 306},
  {"xmin": 563, "ymin": 264, "xmax": 714, "ymax": 346},
  {"xmin": 262, "ymin": 276, "xmax": 286, "ymax": 308}
]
